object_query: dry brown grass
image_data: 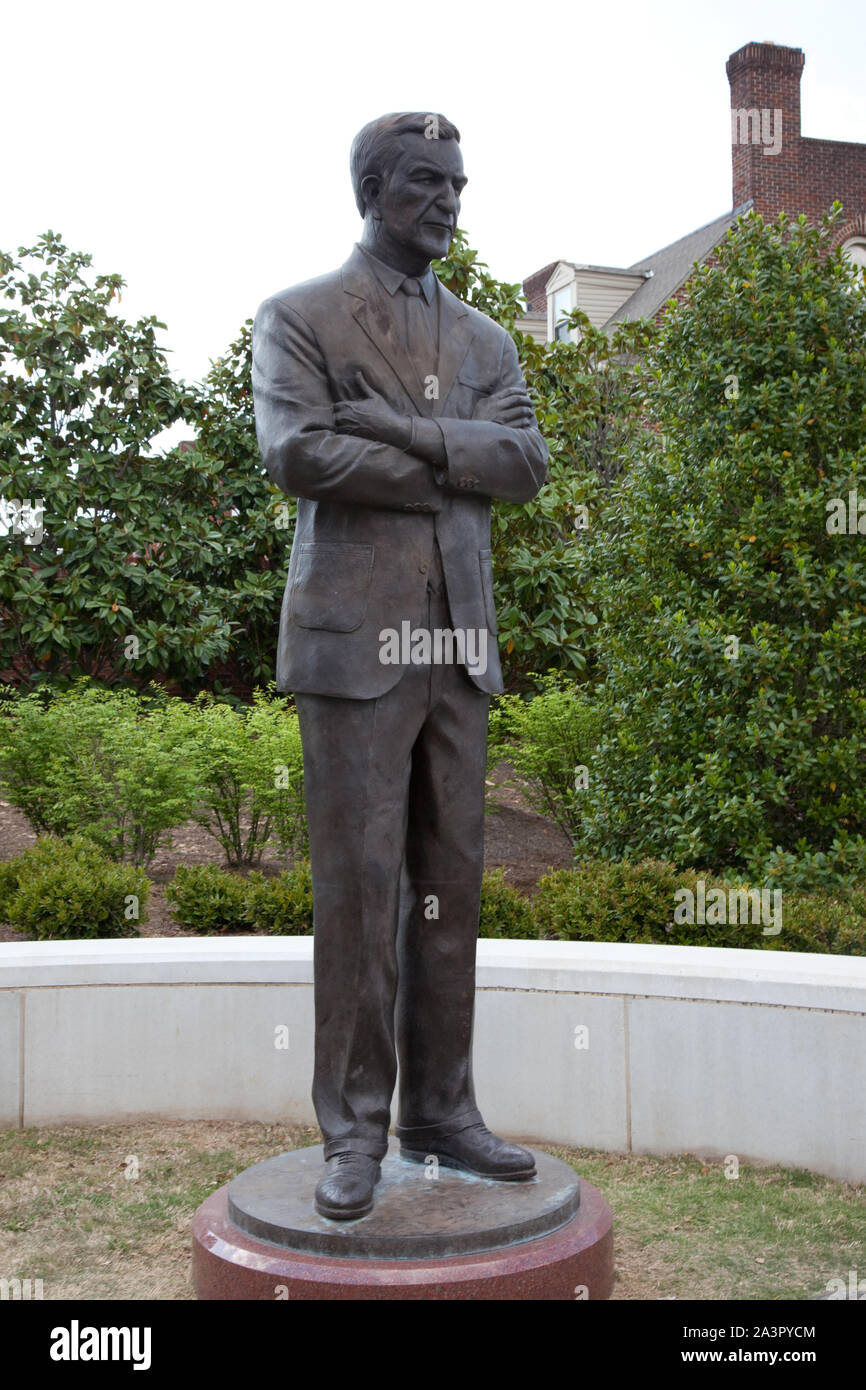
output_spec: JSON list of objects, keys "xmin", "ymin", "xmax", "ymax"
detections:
[{"xmin": 1, "ymin": 1123, "xmax": 862, "ymax": 1300}]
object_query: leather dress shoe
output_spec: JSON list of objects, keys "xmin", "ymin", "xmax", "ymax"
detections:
[
  {"xmin": 401, "ymin": 1123, "xmax": 536, "ymax": 1180},
  {"xmin": 314, "ymin": 1152, "xmax": 382, "ymax": 1220}
]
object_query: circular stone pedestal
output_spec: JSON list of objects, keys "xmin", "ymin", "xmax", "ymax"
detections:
[{"xmin": 192, "ymin": 1140, "xmax": 613, "ymax": 1300}]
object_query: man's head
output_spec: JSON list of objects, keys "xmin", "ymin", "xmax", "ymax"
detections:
[{"xmin": 350, "ymin": 112, "xmax": 465, "ymax": 270}]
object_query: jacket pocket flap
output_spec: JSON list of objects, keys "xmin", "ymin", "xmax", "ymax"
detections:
[{"xmin": 291, "ymin": 542, "xmax": 374, "ymax": 632}]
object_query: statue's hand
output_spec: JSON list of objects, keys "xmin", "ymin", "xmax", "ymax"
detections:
[
  {"xmin": 333, "ymin": 372, "xmax": 412, "ymax": 449},
  {"xmin": 473, "ymin": 387, "xmax": 536, "ymax": 430}
]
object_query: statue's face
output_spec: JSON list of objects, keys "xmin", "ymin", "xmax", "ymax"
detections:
[{"xmin": 369, "ymin": 132, "xmax": 466, "ymax": 263}]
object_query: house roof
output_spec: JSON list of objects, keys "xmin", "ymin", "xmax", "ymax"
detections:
[
  {"xmin": 604, "ymin": 202, "xmax": 754, "ymax": 325},
  {"xmin": 522, "ymin": 260, "xmax": 560, "ymax": 312},
  {"xmin": 547, "ymin": 261, "xmax": 650, "ymax": 282}
]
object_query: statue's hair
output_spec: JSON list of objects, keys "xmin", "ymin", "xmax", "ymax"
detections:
[{"xmin": 350, "ymin": 112, "xmax": 461, "ymax": 217}]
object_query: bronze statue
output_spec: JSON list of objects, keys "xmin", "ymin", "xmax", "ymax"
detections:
[{"xmin": 252, "ymin": 112, "xmax": 548, "ymax": 1220}]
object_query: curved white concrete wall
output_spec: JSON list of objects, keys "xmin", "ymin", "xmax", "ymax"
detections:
[{"xmin": 1, "ymin": 939, "xmax": 864, "ymax": 1183}]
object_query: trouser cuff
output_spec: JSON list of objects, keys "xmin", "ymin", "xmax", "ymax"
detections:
[
  {"xmin": 323, "ymin": 1137, "xmax": 388, "ymax": 1161},
  {"xmin": 394, "ymin": 1106, "xmax": 483, "ymax": 1146}
]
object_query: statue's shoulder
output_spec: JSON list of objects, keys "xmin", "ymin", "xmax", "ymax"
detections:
[{"xmin": 258, "ymin": 267, "xmax": 344, "ymax": 322}]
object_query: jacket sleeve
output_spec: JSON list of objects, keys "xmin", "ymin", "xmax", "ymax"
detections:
[
  {"xmin": 434, "ymin": 333, "xmax": 548, "ymax": 503},
  {"xmin": 252, "ymin": 295, "xmax": 446, "ymax": 511}
]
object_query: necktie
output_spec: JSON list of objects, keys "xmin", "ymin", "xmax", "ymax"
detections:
[
  {"xmin": 401, "ymin": 278, "xmax": 446, "ymax": 598},
  {"xmin": 400, "ymin": 277, "xmax": 438, "ymax": 381}
]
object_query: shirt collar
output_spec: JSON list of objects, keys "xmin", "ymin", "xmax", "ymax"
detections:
[{"xmin": 356, "ymin": 244, "xmax": 437, "ymax": 304}]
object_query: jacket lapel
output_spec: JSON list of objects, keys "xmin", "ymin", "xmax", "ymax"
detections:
[
  {"xmin": 342, "ymin": 248, "xmax": 426, "ymax": 412},
  {"xmin": 342, "ymin": 247, "xmax": 476, "ymax": 418}
]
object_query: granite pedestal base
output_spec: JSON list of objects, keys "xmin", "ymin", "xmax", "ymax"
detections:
[{"xmin": 192, "ymin": 1140, "xmax": 614, "ymax": 1300}]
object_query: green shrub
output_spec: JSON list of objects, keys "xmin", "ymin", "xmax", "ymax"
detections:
[
  {"xmin": 772, "ymin": 887, "xmax": 866, "ymax": 955},
  {"xmin": 753, "ymin": 844, "xmax": 866, "ymax": 895},
  {"xmin": 0, "ymin": 683, "xmax": 199, "ymax": 865},
  {"xmin": 0, "ymin": 855, "xmax": 24, "ymax": 921},
  {"xmin": 478, "ymin": 869, "xmax": 537, "ymax": 939},
  {"xmin": 0, "ymin": 689, "xmax": 68, "ymax": 834},
  {"xmin": 833, "ymin": 911, "xmax": 866, "ymax": 956},
  {"xmin": 185, "ymin": 689, "xmax": 307, "ymax": 867},
  {"xmin": 243, "ymin": 692, "xmax": 308, "ymax": 865},
  {"xmin": 164, "ymin": 864, "xmax": 249, "ymax": 934},
  {"xmin": 244, "ymin": 861, "xmax": 313, "ymax": 935},
  {"xmin": 2, "ymin": 835, "xmax": 148, "ymax": 940},
  {"xmin": 534, "ymin": 859, "xmax": 866, "ymax": 954},
  {"xmin": 165, "ymin": 861, "xmax": 314, "ymax": 935},
  {"xmin": 183, "ymin": 698, "xmax": 267, "ymax": 866},
  {"xmin": 487, "ymin": 673, "xmax": 602, "ymax": 843},
  {"xmin": 535, "ymin": 860, "xmax": 742, "ymax": 947},
  {"xmin": 0, "ymin": 683, "xmax": 311, "ymax": 873}
]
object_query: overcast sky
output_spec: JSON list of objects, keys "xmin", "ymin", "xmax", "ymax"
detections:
[{"xmin": 5, "ymin": 0, "xmax": 865, "ymax": 420}]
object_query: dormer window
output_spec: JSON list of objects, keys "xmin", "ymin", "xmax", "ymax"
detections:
[{"xmin": 552, "ymin": 285, "xmax": 574, "ymax": 340}]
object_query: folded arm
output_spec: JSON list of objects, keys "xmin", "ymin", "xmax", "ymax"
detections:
[
  {"xmin": 431, "ymin": 335, "xmax": 548, "ymax": 503},
  {"xmin": 253, "ymin": 296, "xmax": 548, "ymax": 510},
  {"xmin": 332, "ymin": 336, "xmax": 548, "ymax": 505},
  {"xmin": 252, "ymin": 296, "xmax": 446, "ymax": 511}
]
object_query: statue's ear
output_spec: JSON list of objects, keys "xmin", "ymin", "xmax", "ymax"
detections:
[{"xmin": 360, "ymin": 174, "xmax": 381, "ymax": 215}]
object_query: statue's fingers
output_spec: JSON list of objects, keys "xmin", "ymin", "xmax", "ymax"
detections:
[{"xmin": 494, "ymin": 388, "xmax": 532, "ymax": 404}]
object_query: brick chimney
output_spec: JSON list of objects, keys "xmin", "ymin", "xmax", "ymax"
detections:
[{"xmin": 727, "ymin": 41, "xmax": 804, "ymax": 217}]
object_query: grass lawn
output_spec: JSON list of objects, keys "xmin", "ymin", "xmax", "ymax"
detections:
[{"xmin": 0, "ymin": 1122, "xmax": 861, "ymax": 1300}]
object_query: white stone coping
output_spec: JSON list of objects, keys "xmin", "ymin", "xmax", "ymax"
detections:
[{"xmin": 1, "ymin": 937, "xmax": 864, "ymax": 1013}]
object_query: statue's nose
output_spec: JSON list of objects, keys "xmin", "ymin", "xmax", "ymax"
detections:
[{"xmin": 437, "ymin": 186, "xmax": 458, "ymax": 217}]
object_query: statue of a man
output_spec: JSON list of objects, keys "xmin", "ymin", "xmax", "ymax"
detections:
[{"xmin": 252, "ymin": 112, "xmax": 548, "ymax": 1220}]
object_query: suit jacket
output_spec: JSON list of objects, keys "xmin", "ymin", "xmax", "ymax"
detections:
[{"xmin": 251, "ymin": 244, "xmax": 548, "ymax": 698}]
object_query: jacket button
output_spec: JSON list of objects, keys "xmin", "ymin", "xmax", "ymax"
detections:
[{"xmin": 418, "ymin": 564, "xmax": 427, "ymax": 574}]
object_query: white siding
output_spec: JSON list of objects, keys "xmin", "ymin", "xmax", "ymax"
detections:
[
  {"xmin": 575, "ymin": 271, "xmax": 645, "ymax": 328},
  {"xmin": 516, "ymin": 313, "xmax": 548, "ymax": 344}
]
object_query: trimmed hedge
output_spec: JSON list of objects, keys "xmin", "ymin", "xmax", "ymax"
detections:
[
  {"xmin": 3, "ymin": 837, "xmax": 861, "ymax": 955},
  {"xmin": 165, "ymin": 860, "xmax": 313, "ymax": 935},
  {"xmin": 244, "ymin": 862, "xmax": 313, "ymax": 935},
  {"xmin": 536, "ymin": 860, "xmax": 719, "ymax": 945},
  {"xmin": 478, "ymin": 869, "xmax": 538, "ymax": 939},
  {"xmin": 165, "ymin": 864, "xmax": 249, "ymax": 934},
  {"xmin": 0, "ymin": 835, "xmax": 148, "ymax": 940},
  {"xmin": 534, "ymin": 859, "xmax": 866, "ymax": 954}
]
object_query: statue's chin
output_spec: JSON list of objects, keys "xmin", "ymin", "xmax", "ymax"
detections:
[{"xmin": 418, "ymin": 232, "xmax": 452, "ymax": 261}]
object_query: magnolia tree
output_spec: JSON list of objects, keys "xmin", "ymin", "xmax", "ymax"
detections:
[
  {"xmin": 0, "ymin": 233, "xmax": 284, "ymax": 692},
  {"xmin": 174, "ymin": 321, "xmax": 289, "ymax": 692},
  {"xmin": 577, "ymin": 208, "xmax": 866, "ymax": 888}
]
